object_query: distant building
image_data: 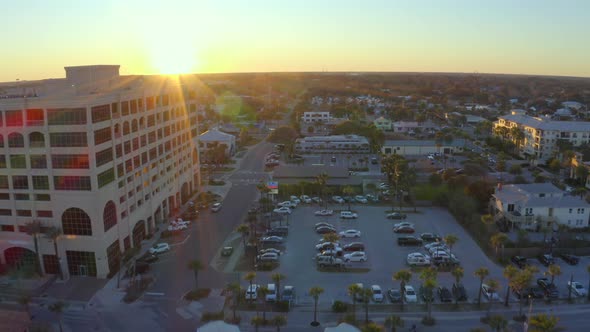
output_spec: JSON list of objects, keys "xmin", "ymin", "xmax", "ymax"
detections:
[
  {"xmin": 373, "ymin": 116, "xmax": 393, "ymax": 131},
  {"xmin": 198, "ymin": 128, "xmax": 236, "ymax": 156},
  {"xmin": 490, "ymin": 183, "xmax": 590, "ymax": 230},
  {"xmin": 570, "ymin": 152, "xmax": 590, "ymax": 189},
  {"xmin": 273, "ymin": 165, "xmax": 362, "ymax": 186},
  {"xmin": 392, "ymin": 121, "xmax": 438, "ymax": 135},
  {"xmin": 562, "ymin": 101, "xmax": 584, "ymax": 110},
  {"xmin": 294, "ymin": 135, "xmax": 370, "ymax": 153},
  {"xmin": 302, "ymin": 111, "xmax": 332, "ymax": 123},
  {"xmin": 381, "ymin": 139, "xmax": 465, "ymax": 156}
]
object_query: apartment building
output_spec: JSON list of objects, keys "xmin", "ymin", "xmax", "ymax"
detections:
[
  {"xmin": 301, "ymin": 111, "xmax": 332, "ymax": 123},
  {"xmin": 490, "ymin": 183, "xmax": 590, "ymax": 230},
  {"xmin": 294, "ymin": 135, "xmax": 370, "ymax": 153},
  {"xmin": 0, "ymin": 65, "xmax": 201, "ymax": 278},
  {"xmin": 494, "ymin": 114, "xmax": 590, "ymax": 162}
]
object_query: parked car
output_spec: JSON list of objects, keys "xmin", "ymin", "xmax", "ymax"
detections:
[
  {"xmin": 221, "ymin": 247, "xmax": 234, "ymax": 257},
  {"xmin": 371, "ymin": 285, "xmax": 384, "ymax": 302},
  {"xmin": 273, "ymin": 207, "xmax": 292, "ymax": 215},
  {"xmin": 339, "ymin": 229, "xmax": 361, "ymax": 238},
  {"xmin": 316, "ymin": 256, "xmax": 345, "ymax": 268},
  {"xmin": 312, "ymin": 197, "xmax": 322, "ymax": 204},
  {"xmin": 266, "ymin": 229, "xmax": 287, "ymax": 237},
  {"xmin": 138, "ymin": 254, "xmax": 159, "ymax": 264},
  {"xmin": 537, "ymin": 278, "xmax": 559, "ymax": 298},
  {"xmin": 481, "ymin": 284, "xmax": 500, "ymax": 301},
  {"xmin": 404, "ymin": 285, "xmax": 417, "ymax": 303},
  {"xmin": 355, "ymin": 195, "xmax": 368, "ymax": 204},
  {"xmin": 343, "ymin": 251, "xmax": 367, "ymax": 262},
  {"xmin": 538, "ymin": 254, "xmax": 554, "ymax": 266},
  {"xmin": 315, "ymin": 222, "xmax": 334, "ymax": 229},
  {"xmin": 261, "ymin": 236, "xmax": 283, "ymax": 244},
  {"xmin": 420, "ymin": 233, "xmax": 441, "ymax": 243},
  {"xmin": 210, "ymin": 202, "xmax": 222, "ymax": 212},
  {"xmin": 340, "ymin": 211, "xmax": 358, "ymax": 219},
  {"xmin": 432, "ymin": 255, "xmax": 460, "ymax": 267},
  {"xmin": 568, "ymin": 281, "xmax": 587, "ymax": 297},
  {"xmin": 300, "ymin": 195, "xmax": 312, "ymax": 203},
  {"xmin": 388, "ymin": 288, "xmax": 402, "ymax": 303},
  {"xmin": 259, "ymin": 248, "xmax": 282, "ymax": 256},
  {"xmin": 314, "ymin": 209, "xmax": 334, "ymax": 216},
  {"xmin": 438, "ymin": 286, "xmax": 453, "ymax": 302},
  {"xmin": 560, "ymin": 253, "xmax": 580, "ymax": 265},
  {"xmin": 332, "ymin": 196, "xmax": 345, "ymax": 204},
  {"xmin": 289, "ymin": 196, "xmax": 301, "ymax": 205},
  {"xmin": 343, "ymin": 242, "xmax": 365, "ymax": 252},
  {"xmin": 452, "ymin": 283, "xmax": 467, "ymax": 301},
  {"xmin": 149, "ymin": 243, "xmax": 170, "ymax": 254},
  {"xmin": 316, "ymin": 226, "xmax": 337, "ymax": 234},
  {"xmin": 425, "ymin": 242, "xmax": 448, "ymax": 251},
  {"xmin": 277, "ymin": 201, "xmax": 295, "ymax": 208},
  {"xmin": 387, "ymin": 212, "xmax": 407, "ymax": 220},
  {"xmin": 245, "ymin": 284, "xmax": 260, "ymax": 300},
  {"xmin": 397, "ymin": 236, "xmax": 423, "ymax": 246},
  {"xmin": 393, "ymin": 221, "xmax": 414, "ymax": 228},
  {"xmin": 393, "ymin": 225, "xmax": 415, "ymax": 233},
  {"xmin": 365, "ymin": 194, "xmax": 379, "ymax": 202},
  {"xmin": 282, "ymin": 286, "xmax": 295, "ymax": 301},
  {"xmin": 511, "ymin": 256, "xmax": 528, "ymax": 269},
  {"xmin": 316, "ymin": 242, "xmax": 339, "ymax": 251},
  {"xmin": 168, "ymin": 224, "xmax": 187, "ymax": 231},
  {"xmin": 407, "ymin": 254, "xmax": 431, "ymax": 266},
  {"xmin": 257, "ymin": 252, "xmax": 279, "ymax": 262},
  {"xmin": 266, "ymin": 283, "xmax": 277, "ymax": 302},
  {"xmin": 317, "ymin": 248, "xmax": 343, "ymax": 257},
  {"xmin": 371, "ymin": 157, "xmax": 378, "ymax": 165}
]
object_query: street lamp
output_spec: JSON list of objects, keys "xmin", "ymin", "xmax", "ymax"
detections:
[{"xmin": 524, "ymin": 294, "xmax": 533, "ymax": 332}]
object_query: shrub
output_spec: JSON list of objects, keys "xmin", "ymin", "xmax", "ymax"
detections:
[
  {"xmin": 201, "ymin": 311, "xmax": 224, "ymax": 323},
  {"xmin": 422, "ymin": 316, "xmax": 436, "ymax": 325},
  {"xmin": 184, "ymin": 288, "xmax": 211, "ymax": 301},
  {"xmin": 275, "ymin": 300, "xmax": 290, "ymax": 312},
  {"xmin": 332, "ymin": 300, "xmax": 348, "ymax": 313}
]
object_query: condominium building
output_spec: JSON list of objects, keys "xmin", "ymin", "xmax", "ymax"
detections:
[
  {"xmin": 0, "ymin": 65, "xmax": 201, "ymax": 278},
  {"xmin": 494, "ymin": 114, "xmax": 590, "ymax": 162},
  {"xmin": 294, "ymin": 135, "xmax": 370, "ymax": 153}
]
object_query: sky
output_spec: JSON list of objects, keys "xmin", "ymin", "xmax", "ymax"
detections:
[{"xmin": 1, "ymin": 0, "xmax": 589, "ymax": 81}]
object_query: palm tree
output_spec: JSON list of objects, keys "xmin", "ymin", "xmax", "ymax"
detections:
[
  {"xmin": 251, "ymin": 315, "xmax": 265, "ymax": 332},
  {"xmin": 503, "ymin": 265, "xmax": 518, "ymax": 307},
  {"xmin": 17, "ymin": 293, "xmax": 32, "ymax": 320},
  {"xmin": 529, "ymin": 313, "xmax": 563, "ymax": 332},
  {"xmin": 49, "ymin": 301, "xmax": 67, "ymax": 332},
  {"xmin": 361, "ymin": 288, "xmax": 372, "ymax": 324},
  {"xmin": 361, "ymin": 322, "xmax": 383, "ymax": 332},
  {"xmin": 226, "ymin": 282, "xmax": 241, "ymax": 321},
  {"xmin": 381, "ymin": 154, "xmax": 408, "ymax": 212},
  {"xmin": 511, "ymin": 270, "xmax": 533, "ymax": 317},
  {"xmin": 25, "ymin": 220, "xmax": 43, "ymax": 276},
  {"xmin": 384, "ymin": 314, "xmax": 404, "ymax": 332},
  {"xmin": 546, "ymin": 264, "xmax": 562, "ymax": 285},
  {"xmin": 187, "ymin": 260, "xmax": 204, "ymax": 290},
  {"xmin": 419, "ymin": 267, "xmax": 438, "ymax": 322},
  {"xmin": 45, "ymin": 226, "xmax": 64, "ymax": 280},
  {"xmin": 475, "ymin": 267, "xmax": 490, "ymax": 306},
  {"xmin": 481, "ymin": 214, "xmax": 493, "ymax": 225},
  {"xmin": 271, "ymin": 315, "xmax": 287, "ymax": 332},
  {"xmin": 443, "ymin": 234, "xmax": 458, "ymax": 255},
  {"xmin": 309, "ymin": 286, "xmax": 324, "ymax": 326},
  {"xmin": 271, "ymin": 273, "xmax": 286, "ymax": 301},
  {"xmin": 587, "ymin": 264, "xmax": 590, "ymax": 301},
  {"xmin": 451, "ymin": 267, "xmax": 464, "ymax": 304},
  {"xmin": 323, "ymin": 233, "xmax": 340, "ymax": 244},
  {"xmin": 236, "ymin": 224, "xmax": 250, "ymax": 249},
  {"xmin": 342, "ymin": 186, "xmax": 355, "ymax": 210},
  {"xmin": 490, "ymin": 233, "xmax": 509, "ymax": 258},
  {"xmin": 348, "ymin": 283, "xmax": 362, "ymax": 323},
  {"xmin": 258, "ymin": 285, "xmax": 270, "ymax": 321},
  {"xmin": 393, "ymin": 270, "xmax": 412, "ymax": 311},
  {"xmin": 316, "ymin": 172, "xmax": 328, "ymax": 208},
  {"xmin": 244, "ymin": 272, "xmax": 257, "ymax": 303},
  {"xmin": 485, "ymin": 279, "xmax": 499, "ymax": 318}
]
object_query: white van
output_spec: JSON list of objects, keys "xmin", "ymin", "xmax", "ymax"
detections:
[
  {"xmin": 245, "ymin": 284, "xmax": 259, "ymax": 300},
  {"xmin": 265, "ymin": 283, "xmax": 277, "ymax": 302}
]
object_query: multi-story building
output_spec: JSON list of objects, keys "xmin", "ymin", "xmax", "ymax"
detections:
[
  {"xmin": 494, "ymin": 114, "xmax": 590, "ymax": 162},
  {"xmin": 294, "ymin": 135, "xmax": 370, "ymax": 153},
  {"xmin": 373, "ymin": 117, "xmax": 393, "ymax": 131},
  {"xmin": 301, "ymin": 111, "xmax": 332, "ymax": 123},
  {"xmin": 0, "ymin": 65, "xmax": 201, "ymax": 278},
  {"xmin": 490, "ymin": 183, "xmax": 590, "ymax": 230}
]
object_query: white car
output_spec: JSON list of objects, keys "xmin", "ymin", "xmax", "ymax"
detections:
[
  {"xmin": 425, "ymin": 242, "xmax": 447, "ymax": 251},
  {"xmin": 354, "ymin": 195, "xmax": 368, "ymax": 204},
  {"xmin": 378, "ymin": 183, "xmax": 389, "ymax": 190},
  {"xmin": 407, "ymin": 253, "xmax": 431, "ymax": 266},
  {"xmin": 273, "ymin": 207, "xmax": 292, "ymax": 215},
  {"xmin": 167, "ymin": 224, "xmax": 187, "ymax": 231},
  {"xmin": 259, "ymin": 248, "xmax": 282, "ymax": 255},
  {"xmin": 290, "ymin": 196, "xmax": 301, "ymax": 205},
  {"xmin": 149, "ymin": 243, "xmax": 170, "ymax": 254},
  {"xmin": 277, "ymin": 201, "xmax": 295, "ymax": 208},
  {"xmin": 314, "ymin": 209, "xmax": 334, "ymax": 216},
  {"xmin": 394, "ymin": 221, "xmax": 414, "ymax": 228},
  {"xmin": 332, "ymin": 196, "xmax": 345, "ymax": 204},
  {"xmin": 371, "ymin": 285, "xmax": 384, "ymax": 302},
  {"xmin": 339, "ymin": 229, "xmax": 361, "ymax": 238},
  {"xmin": 173, "ymin": 217, "xmax": 190, "ymax": 225},
  {"xmin": 210, "ymin": 202, "xmax": 222, "ymax": 212},
  {"xmin": 568, "ymin": 281, "xmax": 587, "ymax": 297},
  {"xmin": 404, "ymin": 285, "xmax": 418, "ymax": 303},
  {"xmin": 312, "ymin": 197, "xmax": 322, "ymax": 204},
  {"xmin": 257, "ymin": 252, "xmax": 279, "ymax": 262},
  {"xmin": 481, "ymin": 284, "xmax": 500, "ymax": 301},
  {"xmin": 300, "ymin": 195, "xmax": 312, "ymax": 203},
  {"xmin": 265, "ymin": 283, "xmax": 277, "ymax": 302},
  {"xmin": 429, "ymin": 247, "xmax": 450, "ymax": 256},
  {"xmin": 343, "ymin": 251, "xmax": 367, "ymax": 262},
  {"xmin": 340, "ymin": 211, "xmax": 358, "ymax": 219},
  {"xmin": 245, "ymin": 284, "xmax": 260, "ymax": 300}
]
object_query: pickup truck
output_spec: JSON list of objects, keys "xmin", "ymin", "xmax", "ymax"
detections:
[{"xmin": 317, "ymin": 256, "xmax": 345, "ymax": 268}]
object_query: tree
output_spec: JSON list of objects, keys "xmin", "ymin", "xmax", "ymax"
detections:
[
  {"xmin": 342, "ymin": 186, "xmax": 355, "ymax": 210},
  {"xmin": 323, "ymin": 233, "xmax": 340, "ymax": 244},
  {"xmin": 244, "ymin": 272, "xmax": 257, "ymax": 303},
  {"xmin": 360, "ymin": 288, "xmax": 372, "ymax": 324},
  {"xmin": 251, "ymin": 315, "xmax": 265, "ymax": 332},
  {"xmin": 45, "ymin": 226, "xmax": 64, "ymax": 280},
  {"xmin": 490, "ymin": 233, "xmax": 509, "ymax": 258},
  {"xmin": 49, "ymin": 301, "xmax": 67, "ymax": 332},
  {"xmin": 393, "ymin": 270, "xmax": 412, "ymax": 311},
  {"xmin": 549, "ymin": 159, "xmax": 561, "ymax": 173},
  {"xmin": 443, "ymin": 234, "xmax": 458, "ymax": 255},
  {"xmin": 309, "ymin": 286, "xmax": 324, "ymax": 326},
  {"xmin": 25, "ymin": 220, "xmax": 43, "ymax": 276},
  {"xmin": 348, "ymin": 283, "xmax": 362, "ymax": 323},
  {"xmin": 509, "ymin": 164, "xmax": 522, "ymax": 175},
  {"xmin": 511, "ymin": 270, "xmax": 532, "ymax": 317},
  {"xmin": 236, "ymin": 224, "xmax": 250, "ymax": 249},
  {"xmin": 576, "ymin": 165, "xmax": 589, "ymax": 185},
  {"xmin": 226, "ymin": 282, "xmax": 241, "ymax": 321},
  {"xmin": 17, "ymin": 293, "xmax": 32, "ymax": 320},
  {"xmin": 485, "ymin": 279, "xmax": 499, "ymax": 318},
  {"xmin": 187, "ymin": 260, "xmax": 204, "ymax": 290},
  {"xmin": 451, "ymin": 267, "xmax": 464, "ymax": 304},
  {"xmin": 475, "ymin": 267, "xmax": 490, "ymax": 306},
  {"xmin": 419, "ymin": 267, "xmax": 437, "ymax": 323},
  {"xmin": 384, "ymin": 314, "xmax": 404, "ymax": 332},
  {"xmin": 488, "ymin": 315, "xmax": 508, "ymax": 332},
  {"xmin": 316, "ymin": 172, "xmax": 328, "ymax": 209},
  {"xmin": 361, "ymin": 322, "xmax": 383, "ymax": 332},
  {"xmin": 503, "ymin": 265, "xmax": 519, "ymax": 306},
  {"xmin": 271, "ymin": 315, "xmax": 287, "ymax": 332},
  {"xmin": 529, "ymin": 313, "xmax": 563, "ymax": 332},
  {"xmin": 546, "ymin": 264, "xmax": 562, "ymax": 285},
  {"xmin": 381, "ymin": 154, "xmax": 409, "ymax": 212},
  {"xmin": 267, "ymin": 126, "xmax": 298, "ymax": 145},
  {"xmin": 271, "ymin": 273, "xmax": 285, "ymax": 301}
]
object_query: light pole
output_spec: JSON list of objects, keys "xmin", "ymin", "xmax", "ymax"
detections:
[{"xmin": 524, "ymin": 295, "xmax": 533, "ymax": 332}]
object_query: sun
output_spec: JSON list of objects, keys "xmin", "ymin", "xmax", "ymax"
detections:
[{"xmin": 151, "ymin": 46, "xmax": 198, "ymax": 75}]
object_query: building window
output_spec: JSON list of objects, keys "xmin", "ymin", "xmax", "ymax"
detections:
[
  {"xmin": 66, "ymin": 250, "xmax": 97, "ymax": 276},
  {"xmin": 96, "ymin": 148, "xmax": 114, "ymax": 167},
  {"xmin": 47, "ymin": 108, "xmax": 87, "ymax": 125},
  {"xmin": 103, "ymin": 201, "xmax": 117, "ymax": 232},
  {"xmin": 16, "ymin": 210, "xmax": 32, "ymax": 217},
  {"xmin": 94, "ymin": 127, "xmax": 112, "ymax": 145},
  {"xmin": 0, "ymin": 155, "xmax": 5, "ymax": 168},
  {"xmin": 5, "ymin": 110, "xmax": 23, "ymax": 126},
  {"xmin": 97, "ymin": 168, "xmax": 115, "ymax": 188},
  {"xmin": 43, "ymin": 255, "xmax": 59, "ymax": 275},
  {"xmin": 32, "ymin": 176, "xmax": 50, "ymax": 190},
  {"xmin": 10, "ymin": 155, "xmax": 27, "ymax": 168},
  {"xmin": 91, "ymin": 104, "xmax": 111, "ymax": 123},
  {"xmin": 12, "ymin": 176, "xmax": 29, "ymax": 189},
  {"xmin": 62, "ymin": 207, "xmax": 93, "ymax": 236},
  {"xmin": 51, "ymin": 154, "xmax": 90, "ymax": 169},
  {"xmin": 132, "ymin": 119, "xmax": 138, "ymax": 133},
  {"xmin": 35, "ymin": 194, "xmax": 51, "ymax": 201},
  {"xmin": 115, "ymin": 144, "xmax": 122, "ymax": 158},
  {"xmin": 8, "ymin": 133, "xmax": 24, "ymax": 147},
  {"xmin": 0, "ymin": 209, "xmax": 12, "ymax": 216},
  {"xmin": 30, "ymin": 155, "xmax": 47, "ymax": 169},
  {"xmin": 29, "ymin": 132, "xmax": 45, "ymax": 147},
  {"xmin": 53, "ymin": 176, "xmax": 92, "ymax": 191},
  {"xmin": 121, "ymin": 101, "xmax": 129, "ymax": 116},
  {"xmin": 50, "ymin": 132, "xmax": 88, "ymax": 147},
  {"xmin": 37, "ymin": 210, "xmax": 53, "ymax": 218},
  {"xmin": 1, "ymin": 224, "xmax": 15, "ymax": 232},
  {"xmin": 14, "ymin": 193, "xmax": 29, "ymax": 200},
  {"xmin": 0, "ymin": 193, "xmax": 10, "ymax": 200},
  {"xmin": 124, "ymin": 141, "xmax": 131, "ymax": 154}
]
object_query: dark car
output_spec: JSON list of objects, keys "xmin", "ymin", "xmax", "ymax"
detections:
[
  {"xmin": 452, "ymin": 283, "xmax": 467, "ymax": 301},
  {"xmin": 343, "ymin": 242, "xmax": 365, "ymax": 252},
  {"xmin": 266, "ymin": 228, "xmax": 288, "ymax": 237},
  {"xmin": 387, "ymin": 289, "xmax": 402, "ymax": 303},
  {"xmin": 537, "ymin": 278, "xmax": 559, "ymax": 298},
  {"xmin": 221, "ymin": 246, "xmax": 234, "ymax": 257},
  {"xmin": 420, "ymin": 233, "xmax": 442, "ymax": 243},
  {"xmin": 432, "ymin": 255, "xmax": 460, "ymax": 267},
  {"xmin": 386, "ymin": 212, "xmax": 407, "ymax": 220},
  {"xmin": 538, "ymin": 254, "xmax": 554, "ymax": 267},
  {"xmin": 393, "ymin": 226, "xmax": 415, "ymax": 234},
  {"xmin": 316, "ymin": 226, "xmax": 337, "ymax": 234},
  {"xmin": 397, "ymin": 236, "xmax": 423, "ymax": 246},
  {"xmin": 126, "ymin": 262, "xmax": 150, "ymax": 277},
  {"xmin": 371, "ymin": 157, "xmax": 378, "ymax": 165},
  {"xmin": 513, "ymin": 286, "xmax": 544, "ymax": 299},
  {"xmin": 438, "ymin": 286, "xmax": 453, "ymax": 302},
  {"xmin": 560, "ymin": 253, "xmax": 579, "ymax": 265},
  {"xmin": 511, "ymin": 256, "xmax": 528, "ymax": 269},
  {"xmin": 138, "ymin": 254, "xmax": 159, "ymax": 264}
]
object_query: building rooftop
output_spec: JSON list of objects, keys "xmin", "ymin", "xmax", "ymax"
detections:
[
  {"xmin": 499, "ymin": 114, "xmax": 590, "ymax": 132},
  {"xmin": 297, "ymin": 135, "xmax": 368, "ymax": 142},
  {"xmin": 493, "ymin": 183, "xmax": 589, "ymax": 208},
  {"xmin": 384, "ymin": 139, "xmax": 466, "ymax": 147},
  {"xmin": 199, "ymin": 128, "xmax": 235, "ymax": 141}
]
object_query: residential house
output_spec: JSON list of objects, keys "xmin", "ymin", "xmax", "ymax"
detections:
[{"xmin": 373, "ymin": 116, "xmax": 393, "ymax": 131}]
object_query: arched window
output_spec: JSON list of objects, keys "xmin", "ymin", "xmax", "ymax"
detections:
[
  {"xmin": 103, "ymin": 201, "xmax": 117, "ymax": 232},
  {"xmin": 0, "ymin": 134, "xmax": 4, "ymax": 148},
  {"xmin": 29, "ymin": 132, "xmax": 45, "ymax": 147},
  {"xmin": 62, "ymin": 208, "xmax": 92, "ymax": 236},
  {"xmin": 8, "ymin": 132, "xmax": 24, "ymax": 148},
  {"xmin": 123, "ymin": 122, "xmax": 130, "ymax": 135},
  {"xmin": 139, "ymin": 117, "xmax": 145, "ymax": 128},
  {"xmin": 114, "ymin": 124, "xmax": 121, "ymax": 137},
  {"xmin": 131, "ymin": 119, "xmax": 138, "ymax": 133}
]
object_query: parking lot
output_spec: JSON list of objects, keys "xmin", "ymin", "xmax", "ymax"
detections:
[{"xmin": 252, "ymin": 203, "xmax": 511, "ymax": 304}]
